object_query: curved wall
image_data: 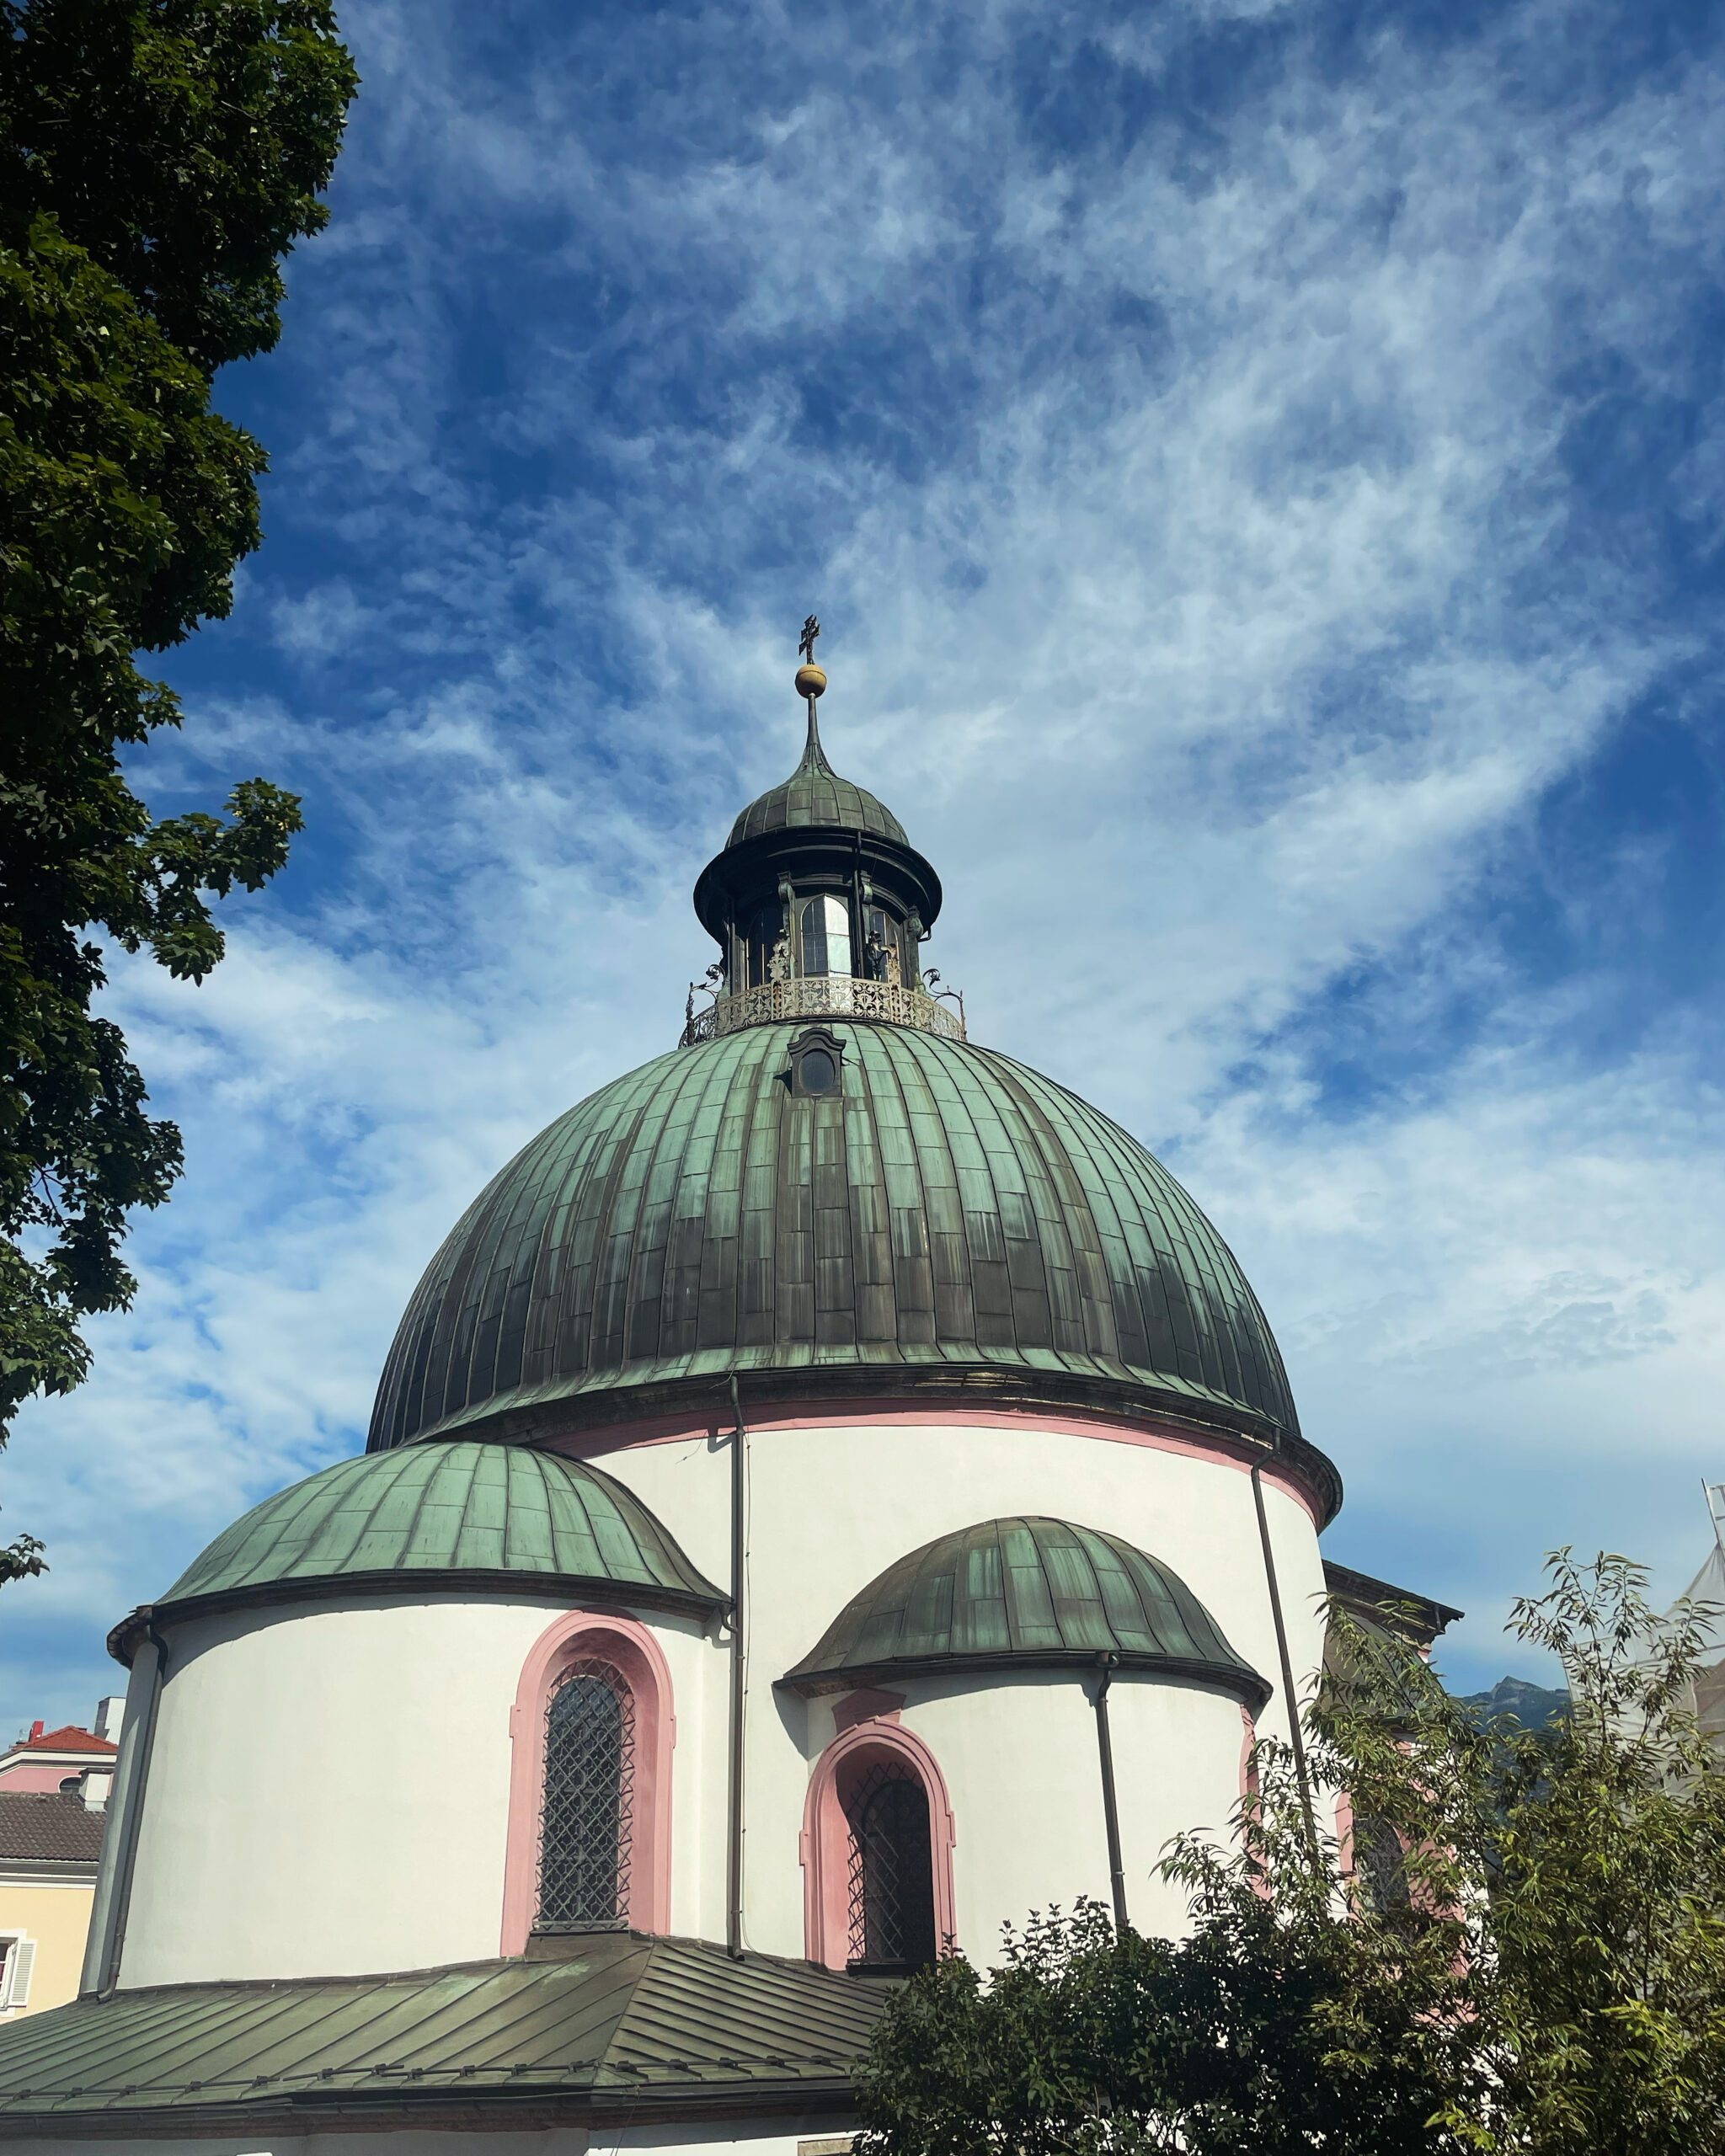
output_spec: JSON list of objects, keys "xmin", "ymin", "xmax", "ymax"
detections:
[
  {"xmin": 109, "ymin": 1410, "xmax": 1321, "ymax": 1988},
  {"xmin": 115, "ymin": 1597, "xmax": 718, "ymax": 1988},
  {"xmin": 579, "ymin": 1411, "xmax": 1321, "ymax": 1961}
]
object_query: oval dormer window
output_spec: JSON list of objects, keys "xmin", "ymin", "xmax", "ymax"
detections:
[{"xmin": 800, "ymin": 894, "xmax": 853, "ymax": 978}]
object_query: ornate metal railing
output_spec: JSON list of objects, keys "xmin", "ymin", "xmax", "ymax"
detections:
[{"xmin": 681, "ymin": 974, "xmax": 966, "ymax": 1046}]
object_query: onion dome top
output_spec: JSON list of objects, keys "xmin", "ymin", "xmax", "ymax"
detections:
[
  {"xmin": 369, "ymin": 1024, "xmax": 1328, "ymax": 1513},
  {"xmin": 725, "ymin": 718, "xmax": 908, "ymax": 850},
  {"xmin": 782, "ymin": 1514, "xmax": 1268, "ymax": 1708},
  {"xmin": 109, "ymin": 1441, "xmax": 724, "ymax": 1659}
]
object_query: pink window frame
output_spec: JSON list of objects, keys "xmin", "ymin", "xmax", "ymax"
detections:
[
  {"xmin": 501, "ymin": 1609, "xmax": 676, "ymax": 1955},
  {"xmin": 799, "ymin": 1715, "xmax": 958, "ymax": 1970}
]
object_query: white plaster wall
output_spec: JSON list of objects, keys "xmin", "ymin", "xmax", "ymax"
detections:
[
  {"xmin": 872, "ymin": 1667, "xmax": 1249, "ymax": 1951},
  {"xmin": 114, "ymin": 1414, "xmax": 1323, "ymax": 1988},
  {"xmin": 119, "ymin": 1594, "xmax": 718, "ymax": 1988},
  {"xmin": 574, "ymin": 1415, "xmax": 1325, "ymax": 1963}
]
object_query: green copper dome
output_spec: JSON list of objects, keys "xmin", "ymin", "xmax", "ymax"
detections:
[
  {"xmin": 782, "ymin": 1515, "xmax": 1268, "ymax": 1708},
  {"xmin": 726, "ymin": 722, "xmax": 908, "ymax": 849},
  {"xmin": 134, "ymin": 1440, "xmax": 724, "ymax": 1637},
  {"xmin": 369, "ymin": 1026, "xmax": 1327, "ymax": 1510}
]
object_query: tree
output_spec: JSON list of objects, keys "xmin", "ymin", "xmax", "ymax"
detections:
[
  {"xmin": 0, "ymin": 0, "xmax": 357, "ymax": 1579},
  {"xmin": 854, "ymin": 1551, "xmax": 1725, "ymax": 2156}
]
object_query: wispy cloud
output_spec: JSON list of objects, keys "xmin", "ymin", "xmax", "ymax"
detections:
[{"xmin": 10, "ymin": 0, "xmax": 1725, "ymax": 1724}]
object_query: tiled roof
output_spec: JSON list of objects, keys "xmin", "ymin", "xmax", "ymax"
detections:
[
  {"xmin": 0, "ymin": 1792, "xmax": 106, "ymax": 1864},
  {"xmin": 3, "ymin": 1727, "xmax": 115, "ymax": 1758},
  {"xmin": 0, "ymin": 1935, "xmax": 893, "ymax": 2132},
  {"xmin": 142, "ymin": 1440, "xmax": 724, "ymax": 1623},
  {"xmin": 369, "ymin": 1025, "xmax": 1320, "ymax": 1506},
  {"xmin": 785, "ymin": 1514, "xmax": 1269, "ymax": 1707}
]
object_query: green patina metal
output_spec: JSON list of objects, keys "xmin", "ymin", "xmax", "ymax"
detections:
[
  {"xmin": 0, "ymin": 1934, "xmax": 891, "ymax": 2132},
  {"xmin": 782, "ymin": 1515, "xmax": 1268, "ymax": 1707},
  {"xmin": 726, "ymin": 728, "xmax": 908, "ymax": 848},
  {"xmin": 156, "ymin": 1440, "xmax": 724, "ymax": 1613},
  {"xmin": 369, "ymin": 1023, "xmax": 1309, "ymax": 1470}
]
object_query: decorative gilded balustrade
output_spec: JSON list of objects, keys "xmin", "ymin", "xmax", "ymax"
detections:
[{"xmin": 680, "ymin": 974, "xmax": 966, "ymax": 1046}]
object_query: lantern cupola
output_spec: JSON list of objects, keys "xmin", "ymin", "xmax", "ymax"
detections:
[{"xmin": 686, "ymin": 619, "xmax": 952, "ymax": 1044}]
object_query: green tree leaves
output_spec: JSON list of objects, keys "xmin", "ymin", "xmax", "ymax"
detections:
[
  {"xmin": 856, "ymin": 1551, "xmax": 1725, "ymax": 2156},
  {"xmin": 0, "ymin": 0, "xmax": 356, "ymax": 1579}
]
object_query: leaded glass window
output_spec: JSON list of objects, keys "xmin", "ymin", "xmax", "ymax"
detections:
[
  {"xmin": 845, "ymin": 1761, "xmax": 937, "ymax": 1970},
  {"xmin": 537, "ymin": 1659, "xmax": 633, "ymax": 1930}
]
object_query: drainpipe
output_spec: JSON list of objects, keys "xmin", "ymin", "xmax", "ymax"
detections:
[
  {"xmin": 1091, "ymin": 1653, "xmax": 1130, "ymax": 1933},
  {"xmin": 94, "ymin": 1616, "xmax": 169, "ymax": 1997},
  {"xmin": 726, "ymin": 1374, "xmax": 748, "ymax": 1958},
  {"xmin": 1250, "ymin": 1452, "xmax": 1316, "ymax": 1849}
]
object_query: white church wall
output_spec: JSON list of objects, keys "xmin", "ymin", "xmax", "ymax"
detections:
[
  {"xmin": 880, "ymin": 1667, "xmax": 1248, "ymax": 1951},
  {"xmin": 119, "ymin": 1594, "xmax": 719, "ymax": 1988},
  {"xmin": 572, "ymin": 1409, "xmax": 1324, "ymax": 1962},
  {"xmin": 111, "ymin": 1412, "xmax": 1322, "ymax": 1987}
]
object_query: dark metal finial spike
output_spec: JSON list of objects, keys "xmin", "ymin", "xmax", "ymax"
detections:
[{"xmin": 797, "ymin": 614, "xmax": 825, "ymax": 760}]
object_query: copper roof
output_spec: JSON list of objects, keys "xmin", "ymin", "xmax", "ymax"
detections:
[
  {"xmin": 784, "ymin": 1515, "xmax": 1269, "ymax": 1707},
  {"xmin": 115, "ymin": 1441, "xmax": 724, "ymax": 1657},
  {"xmin": 0, "ymin": 1935, "xmax": 891, "ymax": 2134},
  {"xmin": 726, "ymin": 717, "xmax": 908, "ymax": 849},
  {"xmin": 369, "ymin": 1024, "xmax": 1327, "ymax": 1513}
]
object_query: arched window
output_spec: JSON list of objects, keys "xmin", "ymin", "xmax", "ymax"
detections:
[
  {"xmin": 502, "ymin": 1612, "xmax": 675, "ymax": 1955},
  {"xmin": 537, "ymin": 1659, "xmax": 633, "ymax": 1930},
  {"xmin": 1352, "ymin": 1815, "xmax": 1411, "ymax": 1917},
  {"xmin": 800, "ymin": 894, "xmax": 853, "ymax": 978},
  {"xmin": 802, "ymin": 1716, "xmax": 956, "ymax": 1972},
  {"xmin": 846, "ymin": 1758, "xmax": 937, "ymax": 1969}
]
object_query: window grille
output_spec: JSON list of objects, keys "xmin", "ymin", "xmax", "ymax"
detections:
[
  {"xmin": 537, "ymin": 1659, "xmax": 634, "ymax": 1931},
  {"xmin": 845, "ymin": 1761, "xmax": 937, "ymax": 1970},
  {"xmin": 1354, "ymin": 1815, "xmax": 1411, "ymax": 1916}
]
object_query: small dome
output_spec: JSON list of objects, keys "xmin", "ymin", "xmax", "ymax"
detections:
[
  {"xmin": 726, "ymin": 732, "xmax": 908, "ymax": 850},
  {"xmin": 782, "ymin": 1516, "xmax": 1268, "ymax": 1708},
  {"xmin": 124, "ymin": 1441, "xmax": 724, "ymax": 1646}
]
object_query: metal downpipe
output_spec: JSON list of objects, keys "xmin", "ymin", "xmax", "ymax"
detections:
[
  {"xmin": 1092, "ymin": 1653, "xmax": 1130, "ymax": 1932},
  {"xmin": 725, "ymin": 1373, "xmax": 748, "ymax": 1958},
  {"xmin": 1251, "ymin": 1454, "xmax": 1317, "ymax": 1849},
  {"xmin": 96, "ymin": 1617, "xmax": 169, "ymax": 1998}
]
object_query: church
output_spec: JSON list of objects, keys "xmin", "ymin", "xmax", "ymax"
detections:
[{"xmin": 0, "ymin": 631, "xmax": 1454, "ymax": 2151}]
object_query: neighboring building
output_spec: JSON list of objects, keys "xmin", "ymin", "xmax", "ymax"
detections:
[
  {"xmin": 1672, "ymin": 1482, "xmax": 1725, "ymax": 1753},
  {"xmin": 0, "ymin": 644, "xmax": 1456, "ymax": 2153},
  {"xmin": 0, "ymin": 1708, "xmax": 117, "ymax": 2025}
]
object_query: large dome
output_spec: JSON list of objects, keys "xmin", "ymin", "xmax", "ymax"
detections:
[{"xmin": 370, "ymin": 1022, "xmax": 1326, "ymax": 1505}]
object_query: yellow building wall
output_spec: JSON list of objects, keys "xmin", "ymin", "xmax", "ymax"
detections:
[{"xmin": 0, "ymin": 1881, "xmax": 93, "ymax": 2020}]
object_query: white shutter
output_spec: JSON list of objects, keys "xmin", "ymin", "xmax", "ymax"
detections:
[{"xmin": 4, "ymin": 1939, "xmax": 35, "ymax": 2009}]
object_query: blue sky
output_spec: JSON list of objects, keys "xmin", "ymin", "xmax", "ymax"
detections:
[{"xmin": 8, "ymin": 0, "xmax": 1725, "ymax": 1730}]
